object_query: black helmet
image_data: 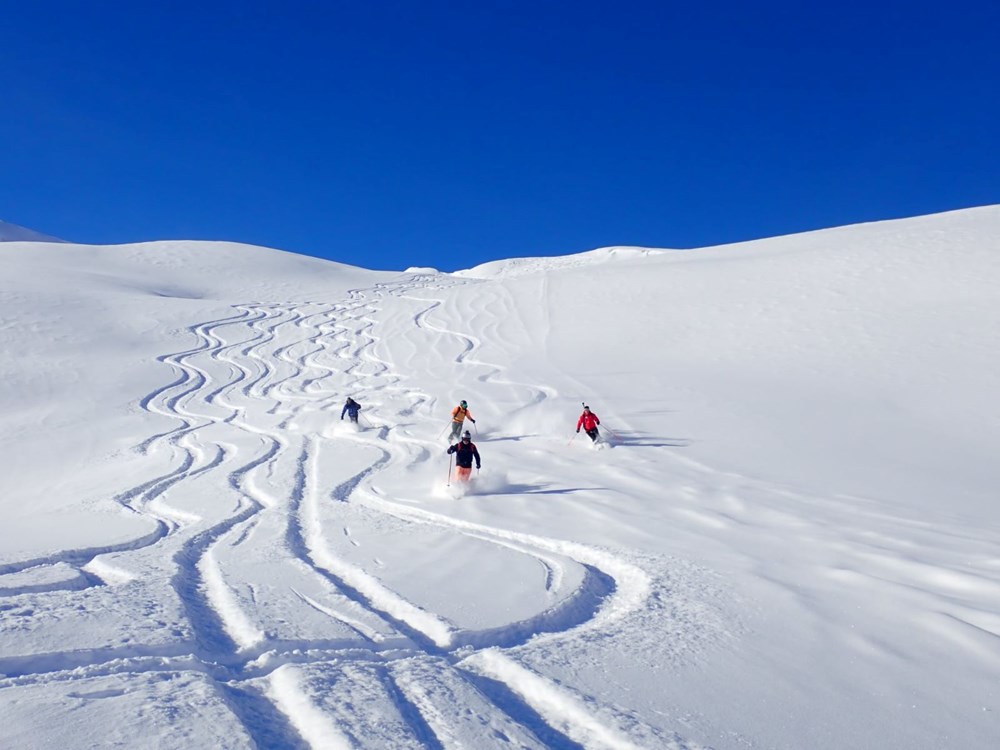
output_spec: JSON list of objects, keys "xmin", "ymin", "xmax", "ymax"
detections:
[
  {"xmin": 460, "ymin": 400, "xmax": 468, "ymax": 407},
  {"xmin": 462, "ymin": 431, "xmax": 471, "ymax": 440}
]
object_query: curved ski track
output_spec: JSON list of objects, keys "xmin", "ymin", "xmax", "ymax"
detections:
[{"xmin": 0, "ymin": 275, "xmax": 707, "ymax": 750}]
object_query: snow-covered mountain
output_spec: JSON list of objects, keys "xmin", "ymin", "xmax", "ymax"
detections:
[
  {"xmin": 0, "ymin": 219, "xmax": 66, "ymax": 243},
  {"xmin": 1, "ymin": 207, "xmax": 998, "ymax": 749}
]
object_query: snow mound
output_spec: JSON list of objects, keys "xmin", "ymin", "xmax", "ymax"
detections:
[{"xmin": 454, "ymin": 245, "xmax": 669, "ymax": 279}]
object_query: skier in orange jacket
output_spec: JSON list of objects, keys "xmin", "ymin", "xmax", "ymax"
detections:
[{"xmin": 448, "ymin": 400, "xmax": 476, "ymax": 441}]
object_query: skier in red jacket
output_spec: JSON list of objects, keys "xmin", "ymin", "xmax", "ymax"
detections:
[{"xmin": 576, "ymin": 405, "xmax": 601, "ymax": 442}]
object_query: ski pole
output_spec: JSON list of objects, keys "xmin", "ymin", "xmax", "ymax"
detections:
[
  {"xmin": 446, "ymin": 454, "xmax": 454, "ymax": 486},
  {"xmin": 600, "ymin": 424, "xmax": 618, "ymax": 438},
  {"xmin": 567, "ymin": 432, "xmax": 577, "ymax": 446},
  {"xmin": 439, "ymin": 422, "xmax": 451, "ymax": 438}
]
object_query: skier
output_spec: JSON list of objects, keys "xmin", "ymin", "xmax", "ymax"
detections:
[
  {"xmin": 447, "ymin": 430, "xmax": 481, "ymax": 483},
  {"xmin": 448, "ymin": 399, "xmax": 476, "ymax": 441},
  {"xmin": 576, "ymin": 405, "xmax": 601, "ymax": 443},
  {"xmin": 341, "ymin": 396, "xmax": 362, "ymax": 424}
]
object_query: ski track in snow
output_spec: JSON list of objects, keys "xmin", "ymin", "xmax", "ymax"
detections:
[{"xmin": 0, "ymin": 276, "xmax": 713, "ymax": 749}]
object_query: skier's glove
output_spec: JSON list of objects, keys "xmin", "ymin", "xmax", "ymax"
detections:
[
  {"xmin": 576, "ymin": 429, "xmax": 580, "ymax": 433},
  {"xmin": 471, "ymin": 419, "xmax": 476, "ymax": 424}
]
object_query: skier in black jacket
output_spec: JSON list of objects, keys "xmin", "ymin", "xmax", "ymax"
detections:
[
  {"xmin": 341, "ymin": 397, "xmax": 362, "ymax": 423},
  {"xmin": 447, "ymin": 430, "xmax": 481, "ymax": 483}
]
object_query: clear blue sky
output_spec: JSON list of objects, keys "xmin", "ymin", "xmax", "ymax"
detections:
[{"xmin": 3, "ymin": 1, "xmax": 997, "ymax": 271}]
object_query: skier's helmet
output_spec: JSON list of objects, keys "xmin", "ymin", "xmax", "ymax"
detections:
[
  {"xmin": 462, "ymin": 431, "xmax": 471, "ymax": 440},
  {"xmin": 460, "ymin": 400, "xmax": 467, "ymax": 407},
  {"xmin": 583, "ymin": 405, "xmax": 590, "ymax": 411}
]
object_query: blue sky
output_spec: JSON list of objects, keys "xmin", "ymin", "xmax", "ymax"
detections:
[{"xmin": 3, "ymin": 1, "xmax": 997, "ymax": 271}]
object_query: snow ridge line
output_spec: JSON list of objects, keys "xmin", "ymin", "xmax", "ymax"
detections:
[
  {"xmin": 0, "ymin": 311, "xmax": 277, "ymax": 606},
  {"xmin": 0, "ymin": 645, "xmax": 395, "ymax": 687},
  {"xmin": 0, "ymin": 523, "xmax": 167, "ymax": 578},
  {"xmin": 461, "ymin": 650, "xmax": 648, "ymax": 750},
  {"xmin": 136, "ymin": 309, "xmax": 264, "ymax": 451},
  {"xmin": 277, "ymin": 435, "xmax": 399, "ymax": 647},
  {"xmin": 168, "ymin": 448, "xmax": 274, "ymax": 657},
  {"xmin": 299, "ymin": 436, "xmax": 456, "ymax": 648},
  {"xmin": 151, "ymin": 304, "xmax": 347, "ymax": 743},
  {"xmin": 181, "ymin": 305, "xmax": 374, "ymax": 655},
  {"xmin": 239, "ymin": 304, "xmax": 291, "ymax": 399},
  {"xmin": 128, "ymin": 306, "xmax": 303, "ymax": 663},
  {"xmin": 137, "ymin": 309, "xmax": 253, "ymax": 413},
  {"xmin": 268, "ymin": 664, "xmax": 356, "ymax": 750},
  {"xmin": 357, "ymin": 490, "xmax": 651, "ymax": 646}
]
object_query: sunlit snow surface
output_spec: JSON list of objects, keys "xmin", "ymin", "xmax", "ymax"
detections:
[{"xmin": 1, "ymin": 209, "xmax": 998, "ymax": 749}]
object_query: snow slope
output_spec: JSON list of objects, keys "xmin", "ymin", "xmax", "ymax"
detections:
[
  {"xmin": 1, "ymin": 208, "xmax": 998, "ymax": 749},
  {"xmin": 0, "ymin": 220, "xmax": 65, "ymax": 243}
]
